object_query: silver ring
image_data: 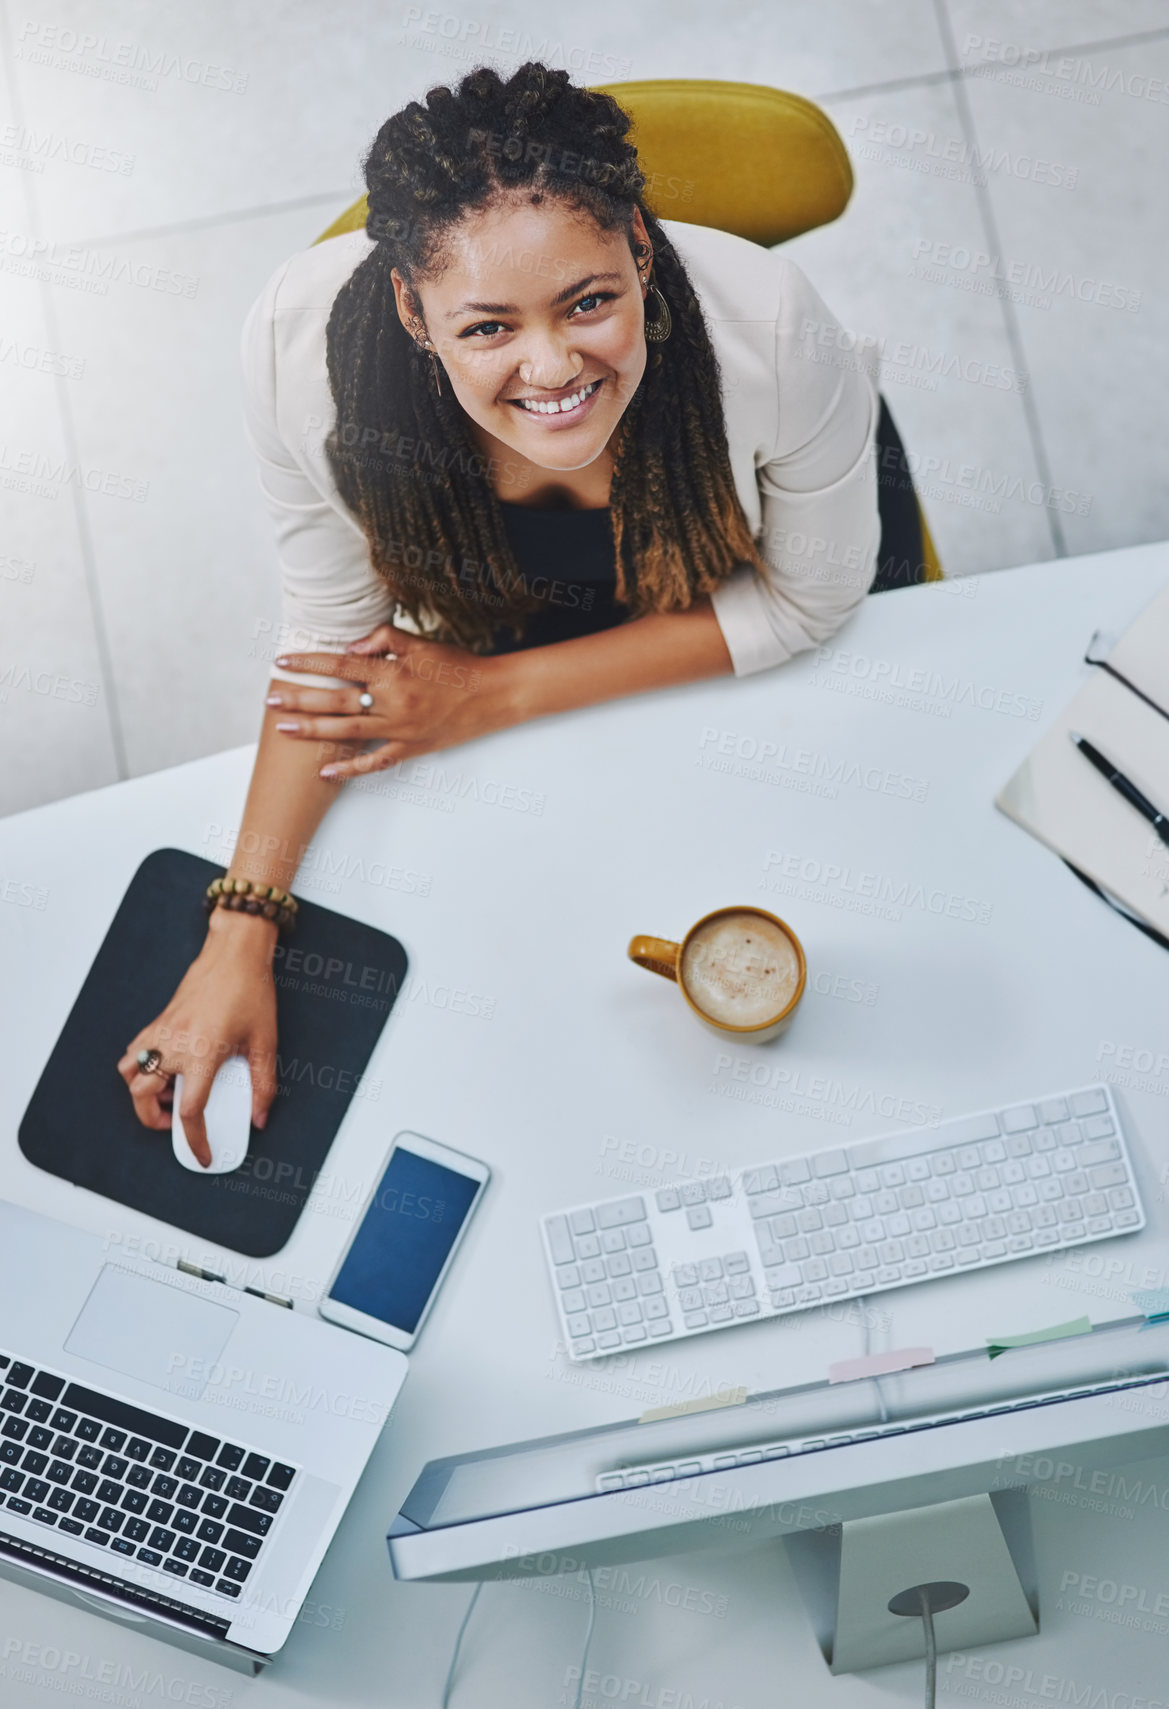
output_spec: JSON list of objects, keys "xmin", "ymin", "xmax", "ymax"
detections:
[
  {"xmin": 136, "ymin": 1048, "xmax": 172, "ymax": 1079},
  {"xmin": 358, "ymin": 690, "xmax": 374, "ymax": 714}
]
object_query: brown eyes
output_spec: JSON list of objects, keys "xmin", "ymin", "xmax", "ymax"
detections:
[{"xmin": 460, "ymin": 291, "xmax": 618, "ymax": 340}]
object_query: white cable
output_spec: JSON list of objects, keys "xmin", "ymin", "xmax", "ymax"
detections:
[
  {"xmin": 440, "ymin": 1581, "xmax": 483, "ymax": 1708},
  {"xmin": 572, "ymin": 1569, "xmax": 597, "ymax": 1709},
  {"xmin": 917, "ymin": 1587, "xmax": 937, "ymax": 1709}
]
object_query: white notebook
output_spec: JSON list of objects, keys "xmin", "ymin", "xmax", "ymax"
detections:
[{"xmin": 995, "ymin": 580, "xmax": 1169, "ymax": 935}]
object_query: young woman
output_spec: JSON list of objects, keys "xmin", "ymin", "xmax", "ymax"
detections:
[{"xmin": 118, "ymin": 60, "xmax": 921, "ymax": 1163}]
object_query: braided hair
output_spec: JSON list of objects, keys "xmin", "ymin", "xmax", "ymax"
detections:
[{"xmin": 324, "ymin": 61, "xmax": 769, "ymax": 652}]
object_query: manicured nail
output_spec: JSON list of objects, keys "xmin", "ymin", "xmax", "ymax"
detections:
[
  {"xmin": 266, "ymin": 694, "xmax": 283, "ymax": 706},
  {"xmin": 276, "ymin": 721, "xmax": 299, "ymax": 733},
  {"xmin": 274, "ymin": 655, "xmax": 291, "ymax": 667},
  {"xmin": 253, "ymin": 1109, "xmax": 267, "ymax": 1130},
  {"xmin": 320, "ymin": 766, "xmax": 339, "ymax": 779}
]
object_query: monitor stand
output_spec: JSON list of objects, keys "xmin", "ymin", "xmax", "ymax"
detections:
[{"xmin": 784, "ymin": 1489, "xmax": 1039, "ymax": 1674}]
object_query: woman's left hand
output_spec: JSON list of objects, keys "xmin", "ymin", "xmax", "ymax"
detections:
[{"xmin": 269, "ymin": 624, "xmax": 514, "ymax": 779}]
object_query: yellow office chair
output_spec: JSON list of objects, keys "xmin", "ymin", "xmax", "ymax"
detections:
[{"xmin": 314, "ymin": 78, "xmax": 942, "ymax": 583}]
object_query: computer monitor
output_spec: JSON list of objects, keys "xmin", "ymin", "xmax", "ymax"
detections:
[{"xmin": 388, "ymin": 1316, "xmax": 1169, "ymax": 1672}]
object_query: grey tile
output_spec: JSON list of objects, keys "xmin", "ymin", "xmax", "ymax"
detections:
[
  {"xmin": 781, "ymin": 78, "xmax": 1052, "ymax": 579},
  {"xmin": 0, "ymin": 269, "xmax": 120, "ymax": 815},
  {"xmin": 959, "ymin": 35, "xmax": 1169, "ymax": 556},
  {"xmin": 948, "ymin": 1, "xmax": 1169, "ymax": 63},
  {"xmin": 5, "ymin": 0, "xmax": 418, "ymax": 244},
  {"xmin": 44, "ymin": 209, "xmax": 320, "ymax": 781}
]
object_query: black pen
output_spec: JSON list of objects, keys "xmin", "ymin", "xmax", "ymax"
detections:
[{"xmin": 1069, "ymin": 731, "xmax": 1169, "ymax": 849}]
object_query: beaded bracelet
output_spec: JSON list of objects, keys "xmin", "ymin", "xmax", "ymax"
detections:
[{"xmin": 203, "ymin": 875, "xmax": 299, "ymax": 933}]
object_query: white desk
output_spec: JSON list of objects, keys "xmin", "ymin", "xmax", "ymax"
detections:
[{"xmin": 3, "ymin": 544, "xmax": 1169, "ymax": 1707}]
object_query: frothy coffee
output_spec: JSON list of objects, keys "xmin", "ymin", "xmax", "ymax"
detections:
[{"xmin": 680, "ymin": 912, "xmax": 800, "ymax": 1029}]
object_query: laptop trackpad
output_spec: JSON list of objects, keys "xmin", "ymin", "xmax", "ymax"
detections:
[{"xmin": 65, "ymin": 1266, "xmax": 239, "ymax": 1399}]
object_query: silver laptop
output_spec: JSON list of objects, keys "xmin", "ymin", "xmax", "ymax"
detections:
[{"xmin": 0, "ymin": 1199, "xmax": 407, "ymax": 1671}]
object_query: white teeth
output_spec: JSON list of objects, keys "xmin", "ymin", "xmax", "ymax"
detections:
[{"xmin": 515, "ymin": 379, "xmax": 600, "ymax": 415}]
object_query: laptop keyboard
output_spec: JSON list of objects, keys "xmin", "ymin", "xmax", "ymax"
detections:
[{"xmin": 0, "ymin": 1352, "xmax": 297, "ymax": 1604}]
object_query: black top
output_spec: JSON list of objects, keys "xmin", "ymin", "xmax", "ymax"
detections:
[{"xmin": 485, "ymin": 500, "xmax": 628, "ymax": 653}]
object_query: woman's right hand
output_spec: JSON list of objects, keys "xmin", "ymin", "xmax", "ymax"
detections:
[{"xmin": 117, "ymin": 910, "xmax": 280, "ymax": 1168}]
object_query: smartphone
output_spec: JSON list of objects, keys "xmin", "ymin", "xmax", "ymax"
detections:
[{"xmin": 318, "ymin": 1132, "xmax": 490, "ymax": 1350}]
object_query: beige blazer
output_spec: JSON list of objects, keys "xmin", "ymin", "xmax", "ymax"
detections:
[{"xmin": 240, "ymin": 219, "xmax": 881, "ymax": 686}]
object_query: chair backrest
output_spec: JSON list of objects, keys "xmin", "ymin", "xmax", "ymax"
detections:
[{"xmin": 313, "ymin": 78, "xmax": 852, "ymax": 248}]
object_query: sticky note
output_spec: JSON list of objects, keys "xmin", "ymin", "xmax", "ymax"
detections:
[
  {"xmin": 638, "ymin": 1387, "xmax": 748, "ymax": 1424},
  {"xmin": 986, "ymin": 1316, "xmax": 1091, "ymax": 1359},
  {"xmin": 828, "ymin": 1347, "xmax": 935, "ymax": 1385}
]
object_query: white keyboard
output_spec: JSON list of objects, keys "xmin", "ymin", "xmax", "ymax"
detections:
[{"xmin": 540, "ymin": 1084, "xmax": 1144, "ymax": 1361}]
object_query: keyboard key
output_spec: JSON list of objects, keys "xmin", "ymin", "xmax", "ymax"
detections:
[
  {"xmin": 84, "ymin": 1526, "xmax": 109, "ymax": 1545},
  {"xmin": 99, "ymin": 1428, "xmax": 126, "ymax": 1452},
  {"xmin": 190, "ymin": 1569, "xmax": 215, "ymax": 1587},
  {"xmin": 683, "ymin": 1312, "xmax": 708, "ymax": 1329},
  {"xmin": 126, "ymin": 1437, "xmax": 151, "ymax": 1462},
  {"xmin": 568, "ymin": 1209, "xmax": 595, "ymax": 1236},
  {"xmin": 187, "ymin": 1434, "xmax": 219, "ymax": 1462},
  {"xmin": 545, "ymin": 1216, "xmax": 574, "ymax": 1264},
  {"xmin": 673, "ymin": 1265, "xmax": 698, "ymax": 1287},
  {"xmin": 1002, "ymin": 1105, "xmax": 1038, "ymax": 1133},
  {"xmin": 149, "ymin": 1527, "xmax": 176, "ymax": 1552},
  {"xmin": 216, "ymin": 1580, "xmax": 241, "ymax": 1598},
  {"xmin": 177, "ymin": 1483, "xmax": 202, "ymax": 1509},
  {"xmin": 149, "ymin": 1448, "xmax": 176, "ymax": 1471},
  {"xmin": 743, "ymin": 1167, "xmax": 778, "ymax": 1195},
  {"xmin": 124, "ymin": 1518, "xmax": 150, "ymax": 1542},
  {"xmin": 163, "ymin": 1559, "xmax": 188, "ymax": 1577},
  {"xmin": 173, "ymin": 1509, "xmax": 199, "ymax": 1534},
  {"xmin": 1070, "ymin": 1089, "xmax": 1108, "ymax": 1118},
  {"xmin": 201, "ymin": 1495, "xmax": 228, "ymax": 1519},
  {"xmin": 174, "ymin": 1536, "xmax": 200, "ymax": 1561},
  {"xmin": 175, "ymin": 1456, "xmax": 201, "ymax": 1481},
  {"xmin": 200, "ymin": 1546, "xmax": 227, "ymax": 1572},
  {"xmin": 596, "ymin": 1198, "xmax": 646, "ymax": 1230},
  {"xmin": 655, "ymin": 1188, "xmax": 681, "ymax": 1212},
  {"xmin": 574, "ymin": 1235, "xmax": 601, "ymax": 1259},
  {"xmin": 241, "ymin": 1455, "xmax": 269, "ymax": 1482},
  {"xmin": 7, "ymin": 1365, "xmax": 33, "ymax": 1389},
  {"xmin": 686, "ymin": 1206, "xmax": 712, "ymax": 1230},
  {"xmin": 215, "ymin": 1444, "xmax": 244, "ymax": 1471},
  {"xmin": 556, "ymin": 1265, "xmax": 581, "ymax": 1290},
  {"xmin": 680, "ymin": 1183, "xmax": 707, "ymax": 1206},
  {"xmin": 627, "ymin": 1224, "xmax": 653, "ymax": 1247},
  {"xmin": 708, "ymin": 1177, "xmax": 733, "ymax": 1199},
  {"xmin": 75, "ymin": 1419, "xmax": 101, "ymax": 1442},
  {"xmin": 112, "ymin": 1538, "xmax": 135, "ymax": 1556},
  {"xmin": 724, "ymin": 1252, "xmax": 750, "ymax": 1274},
  {"xmin": 1090, "ymin": 1163, "xmax": 1129, "ymax": 1190},
  {"xmin": 74, "ymin": 1499, "xmax": 99, "ymax": 1522},
  {"xmin": 601, "ymin": 1230, "xmax": 627, "ymax": 1254},
  {"xmin": 137, "ymin": 1549, "xmax": 163, "ymax": 1566},
  {"xmin": 199, "ymin": 1465, "xmax": 226, "ymax": 1491},
  {"xmin": 24, "ymin": 1478, "xmax": 49, "ymax": 1502}
]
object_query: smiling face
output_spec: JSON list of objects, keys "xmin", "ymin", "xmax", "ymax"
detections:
[{"xmin": 391, "ymin": 196, "xmax": 652, "ymax": 495}]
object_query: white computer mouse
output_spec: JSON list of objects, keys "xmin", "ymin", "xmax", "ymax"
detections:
[{"xmin": 172, "ymin": 1055, "xmax": 253, "ymax": 1173}]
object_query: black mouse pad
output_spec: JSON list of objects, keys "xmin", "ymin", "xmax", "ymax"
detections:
[{"xmin": 18, "ymin": 848, "xmax": 408, "ymax": 1258}]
